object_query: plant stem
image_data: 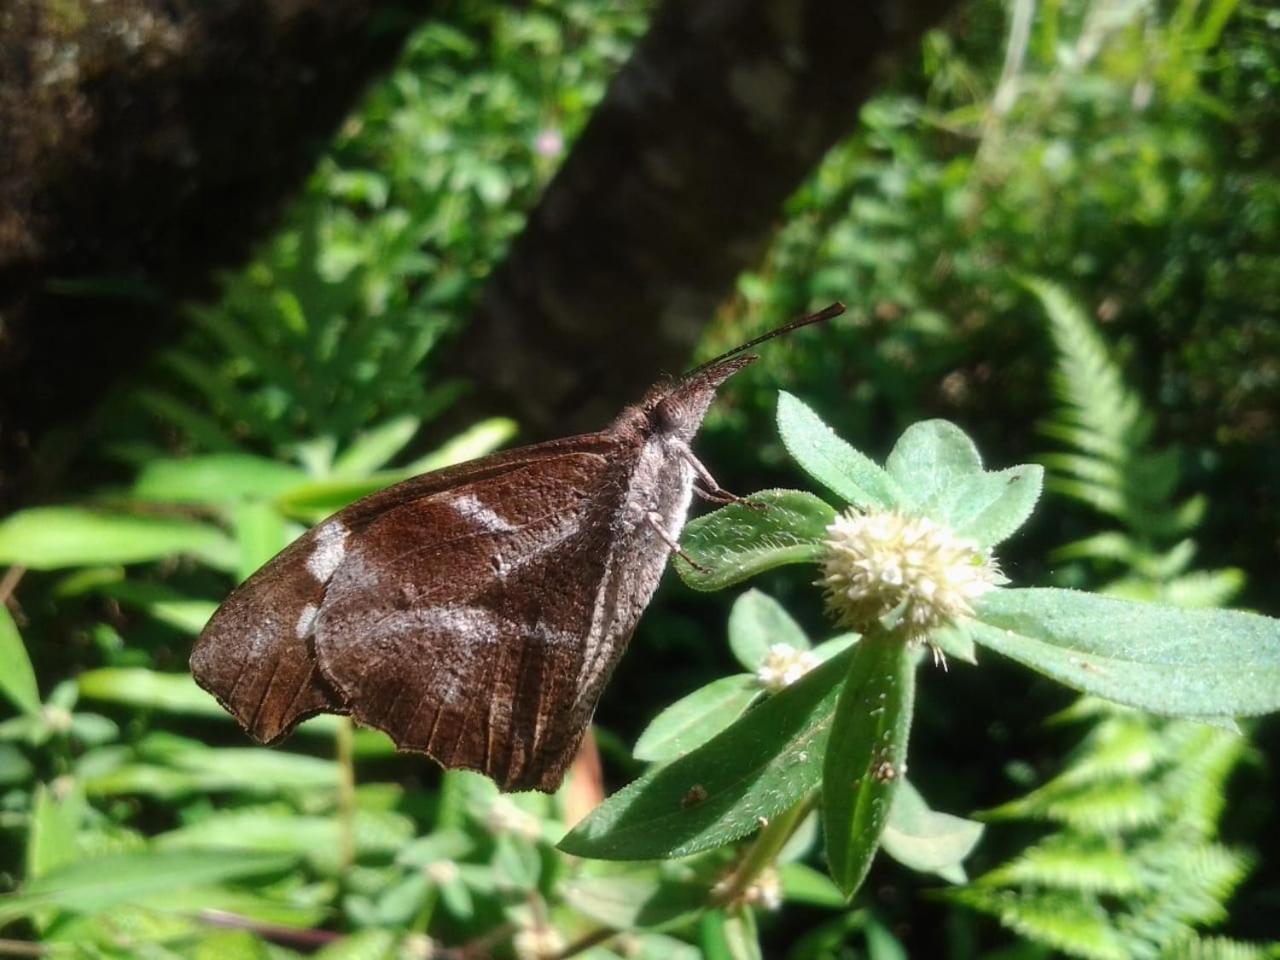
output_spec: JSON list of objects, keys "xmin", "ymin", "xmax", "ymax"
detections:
[
  {"xmin": 336, "ymin": 715, "xmax": 356, "ymax": 872},
  {"xmin": 711, "ymin": 792, "xmax": 815, "ymax": 907}
]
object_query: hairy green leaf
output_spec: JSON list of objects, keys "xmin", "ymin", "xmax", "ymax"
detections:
[
  {"xmin": 972, "ymin": 588, "xmax": 1280, "ymax": 717},
  {"xmin": 777, "ymin": 392, "xmax": 901, "ymax": 508},
  {"xmin": 633, "ymin": 674, "xmax": 761, "ymax": 762},
  {"xmin": 678, "ymin": 489, "xmax": 835, "ymax": 591},
  {"xmin": 559, "ymin": 646, "xmax": 855, "ymax": 860},
  {"xmin": 823, "ymin": 637, "xmax": 916, "ymax": 896}
]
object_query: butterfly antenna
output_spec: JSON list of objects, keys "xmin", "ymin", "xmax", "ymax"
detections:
[{"xmin": 685, "ymin": 302, "xmax": 846, "ymax": 378}]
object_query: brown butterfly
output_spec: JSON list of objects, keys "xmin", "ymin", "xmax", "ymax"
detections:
[{"xmin": 191, "ymin": 304, "xmax": 843, "ymax": 792}]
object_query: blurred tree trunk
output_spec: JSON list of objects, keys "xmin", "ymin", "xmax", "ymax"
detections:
[
  {"xmin": 0, "ymin": 0, "xmax": 419, "ymax": 509},
  {"xmin": 456, "ymin": 0, "xmax": 962, "ymax": 436}
]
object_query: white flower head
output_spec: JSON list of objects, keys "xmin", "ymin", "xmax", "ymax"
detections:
[
  {"xmin": 484, "ymin": 797, "xmax": 542, "ymax": 842},
  {"xmin": 819, "ymin": 508, "xmax": 1004, "ymax": 641},
  {"xmin": 755, "ymin": 642, "xmax": 820, "ymax": 692},
  {"xmin": 742, "ymin": 866, "xmax": 784, "ymax": 910},
  {"xmin": 424, "ymin": 859, "xmax": 459, "ymax": 885},
  {"xmin": 513, "ymin": 924, "xmax": 566, "ymax": 960}
]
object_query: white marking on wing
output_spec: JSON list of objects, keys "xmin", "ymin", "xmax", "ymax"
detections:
[
  {"xmin": 295, "ymin": 603, "xmax": 319, "ymax": 639},
  {"xmin": 451, "ymin": 493, "xmax": 517, "ymax": 533},
  {"xmin": 306, "ymin": 520, "xmax": 349, "ymax": 581}
]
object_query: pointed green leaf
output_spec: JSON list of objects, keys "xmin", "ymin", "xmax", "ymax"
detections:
[
  {"xmin": 633, "ymin": 674, "xmax": 761, "ymax": 762},
  {"xmin": 678, "ymin": 490, "xmax": 835, "ymax": 591},
  {"xmin": 333, "ymin": 414, "xmax": 421, "ymax": 477},
  {"xmin": 778, "ymin": 863, "xmax": 846, "ymax": 908},
  {"xmin": 777, "ymin": 392, "xmax": 901, "ymax": 509},
  {"xmin": 93, "ymin": 581, "xmax": 217, "ymax": 636},
  {"xmin": 729, "ymin": 589, "xmax": 811, "ymax": 669},
  {"xmin": 972, "ymin": 588, "xmax": 1280, "ymax": 717},
  {"xmin": 881, "ymin": 780, "xmax": 983, "ymax": 881},
  {"xmin": 27, "ymin": 783, "xmax": 83, "ymax": 880},
  {"xmin": 559, "ymin": 646, "xmax": 856, "ymax": 860},
  {"xmin": 822, "ymin": 636, "xmax": 915, "ymax": 897},
  {"xmin": 133, "ymin": 454, "xmax": 308, "ymax": 504},
  {"xmin": 0, "ymin": 605, "xmax": 40, "ymax": 716},
  {"xmin": 405, "ymin": 417, "xmax": 518, "ymax": 473},
  {"xmin": 0, "ymin": 849, "xmax": 296, "ymax": 923},
  {"xmin": 0, "ymin": 508, "xmax": 237, "ymax": 571},
  {"xmin": 232, "ymin": 500, "xmax": 288, "ymax": 581},
  {"xmin": 561, "ymin": 871, "xmax": 706, "ymax": 930}
]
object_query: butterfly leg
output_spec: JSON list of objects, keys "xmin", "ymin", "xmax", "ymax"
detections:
[
  {"xmin": 675, "ymin": 441, "xmax": 765, "ymax": 510},
  {"xmin": 646, "ymin": 511, "xmax": 710, "ymax": 572}
]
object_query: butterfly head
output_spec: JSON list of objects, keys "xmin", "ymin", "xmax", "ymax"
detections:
[{"xmin": 643, "ymin": 354, "xmax": 758, "ymax": 441}]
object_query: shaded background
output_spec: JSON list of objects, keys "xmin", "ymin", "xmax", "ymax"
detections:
[{"xmin": 1, "ymin": 0, "xmax": 1277, "ymax": 956}]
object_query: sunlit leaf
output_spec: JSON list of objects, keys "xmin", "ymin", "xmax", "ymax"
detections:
[
  {"xmin": 679, "ymin": 490, "xmax": 835, "ymax": 591},
  {"xmin": 0, "ymin": 605, "xmax": 40, "ymax": 716},
  {"xmin": 133, "ymin": 454, "xmax": 308, "ymax": 504},
  {"xmin": 776, "ymin": 392, "xmax": 901, "ymax": 509},
  {"xmin": 881, "ymin": 779, "xmax": 983, "ymax": 882},
  {"xmin": 633, "ymin": 674, "xmax": 761, "ymax": 762},
  {"xmin": 972, "ymin": 588, "xmax": 1280, "ymax": 717},
  {"xmin": 0, "ymin": 508, "xmax": 237, "ymax": 572}
]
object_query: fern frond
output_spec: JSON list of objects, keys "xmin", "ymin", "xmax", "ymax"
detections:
[
  {"xmin": 1161, "ymin": 935, "xmax": 1280, "ymax": 960},
  {"xmin": 947, "ymin": 888, "xmax": 1131, "ymax": 960},
  {"xmin": 978, "ymin": 836, "xmax": 1143, "ymax": 895}
]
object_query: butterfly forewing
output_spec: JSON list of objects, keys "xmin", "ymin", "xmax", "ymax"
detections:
[{"xmin": 312, "ymin": 451, "xmax": 622, "ymax": 791}]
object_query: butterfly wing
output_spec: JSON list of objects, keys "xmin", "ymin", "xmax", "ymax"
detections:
[
  {"xmin": 312, "ymin": 450, "xmax": 625, "ymax": 791},
  {"xmin": 190, "ymin": 438, "xmax": 612, "ymax": 748}
]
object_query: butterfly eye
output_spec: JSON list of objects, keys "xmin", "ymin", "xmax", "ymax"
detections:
[{"xmin": 651, "ymin": 397, "xmax": 681, "ymax": 433}]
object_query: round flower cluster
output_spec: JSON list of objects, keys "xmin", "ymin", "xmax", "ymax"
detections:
[{"xmin": 819, "ymin": 508, "xmax": 1004, "ymax": 640}]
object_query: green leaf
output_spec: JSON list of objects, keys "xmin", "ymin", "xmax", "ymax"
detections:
[
  {"xmin": 776, "ymin": 392, "xmax": 901, "ymax": 509},
  {"xmin": 0, "ymin": 508, "xmax": 237, "ymax": 572},
  {"xmin": 0, "ymin": 849, "xmax": 296, "ymax": 923},
  {"xmin": 405, "ymin": 417, "xmax": 518, "ymax": 473},
  {"xmin": 0, "ymin": 605, "xmax": 40, "ymax": 716},
  {"xmin": 884, "ymin": 421, "xmax": 986, "ymax": 525},
  {"xmin": 633, "ymin": 674, "xmax": 761, "ymax": 762},
  {"xmin": 822, "ymin": 636, "xmax": 916, "ymax": 897},
  {"xmin": 947, "ymin": 464, "xmax": 1045, "ymax": 548},
  {"xmin": 232, "ymin": 500, "xmax": 288, "ymax": 581},
  {"xmin": 778, "ymin": 863, "xmax": 846, "ymax": 908},
  {"xmin": 77, "ymin": 668, "xmax": 225, "ymax": 718},
  {"xmin": 880, "ymin": 779, "xmax": 983, "ymax": 881},
  {"xmin": 561, "ymin": 870, "xmax": 706, "ymax": 929},
  {"xmin": 729, "ymin": 589, "xmax": 811, "ymax": 669},
  {"xmin": 313, "ymin": 929, "xmax": 398, "ymax": 960},
  {"xmin": 971, "ymin": 588, "xmax": 1280, "ymax": 717},
  {"xmin": 679, "ymin": 489, "xmax": 835, "ymax": 591},
  {"xmin": 333, "ymin": 414, "xmax": 421, "ymax": 477},
  {"xmin": 558, "ymin": 646, "xmax": 855, "ymax": 860},
  {"xmin": 133, "ymin": 454, "xmax": 308, "ymax": 504},
  {"xmin": 93, "ymin": 581, "xmax": 218, "ymax": 635},
  {"xmin": 26, "ymin": 783, "xmax": 83, "ymax": 880}
]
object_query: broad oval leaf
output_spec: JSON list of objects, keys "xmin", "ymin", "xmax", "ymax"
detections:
[
  {"xmin": 776, "ymin": 392, "xmax": 900, "ymax": 509},
  {"xmin": 884, "ymin": 421, "xmax": 984, "ymax": 522},
  {"xmin": 633, "ymin": 674, "xmax": 761, "ymax": 762},
  {"xmin": 0, "ymin": 605, "xmax": 40, "ymax": 716},
  {"xmin": 948, "ymin": 464, "xmax": 1044, "ymax": 548},
  {"xmin": 972, "ymin": 588, "xmax": 1280, "ymax": 717},
  {"xmin": 0, "ymin": 508, "xmax": 237, "ymax": 572},
  {"xmin": 678, "ymin": 489, "xmax": 835, "ymax": 592},
  {"xmin": 559, "ymin": 646, "xmax": 856, "ymax": 860},
  {"xmin": 728, "ymin": 589, "xmax": 811, "ymax": 669},
  {"xmin": 881, "ymin": 779, "xmax": 983, "ymax": 882},
  {"xmin": 822, "ymin": 636, "xmax": 916, "ymax": 897}
]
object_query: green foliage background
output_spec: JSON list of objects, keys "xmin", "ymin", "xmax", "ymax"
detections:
[{"xmin": 1, "ymin": 0, "xmax": 1277, "ymax": 957}]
